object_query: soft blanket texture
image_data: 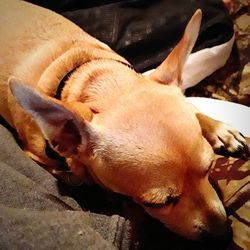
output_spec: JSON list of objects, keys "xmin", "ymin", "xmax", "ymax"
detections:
[{"xmin": 0, "ymin": 124, "xmax": 131, "ymax": 250}]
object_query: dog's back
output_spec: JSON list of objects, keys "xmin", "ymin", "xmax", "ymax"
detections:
[
  {"xmin": 0, "ymin": 0, "xmax": 117, "ymax": 124},
  {"xmin": 0, "ymin": 0, "xmax": 129, "ymax": 166},
  {"xmin": 0, "ymin": 1, "xmax": 107, "ymax": 163}
]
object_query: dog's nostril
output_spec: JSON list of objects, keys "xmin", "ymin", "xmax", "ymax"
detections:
[
  {"xmin": 194, "ymin": 224, "xmax": 205, "ymax": 232},
  {"xmin": 194, "ymin": 224, "xmax": 210, "ymax": 239}
]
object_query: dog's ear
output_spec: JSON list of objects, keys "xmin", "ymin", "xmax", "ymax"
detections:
[
  {"xmin": 9, "ymin": 78, "xmax": 93, "ymax": 157},
  {"xmin": 150, "ymin": 9, "xmax": 202, "ymax": 86}
]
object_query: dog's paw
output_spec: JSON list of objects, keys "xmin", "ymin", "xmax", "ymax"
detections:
[{"xmin": 206, "ymin": 122, "xmax": 249, "ymax": 159}]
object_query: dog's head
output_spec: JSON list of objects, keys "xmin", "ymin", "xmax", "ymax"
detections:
[{"xmin": 10, "ymin": 10, "xmax": 228, "ymax": 240}]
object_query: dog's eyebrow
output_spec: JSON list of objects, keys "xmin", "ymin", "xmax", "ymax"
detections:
[{"xmin": 142, "ymin": 194, "xmax": 180, "ymax": 208}]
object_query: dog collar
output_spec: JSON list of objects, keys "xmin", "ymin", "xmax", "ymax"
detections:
[
  {"xmin": 37, "ymin": 45, "xmax": 132, "ymax": 98},
  {"xmin": 54, "ymin": 65, "xmax": 80, "ymax": 100},
  {"xmin": 53, "ymin": 58, "xmax": 133, "ymax": 100}
]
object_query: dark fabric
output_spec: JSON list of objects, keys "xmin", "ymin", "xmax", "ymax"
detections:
[
  {"xmin": 0, "ymin": 124, "xmax": 131, "ymax": 250},
  {"xmin": 28, "ymin": 0, "xmax": 233, "ymax": 72}
]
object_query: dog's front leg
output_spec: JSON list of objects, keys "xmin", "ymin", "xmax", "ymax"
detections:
[{"xmin": 196, "ymin": 113, "xmax": 249, "ymax": 159}]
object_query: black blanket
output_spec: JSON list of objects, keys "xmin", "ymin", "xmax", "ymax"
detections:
[{"xmin": 28, "ymin": 0, "xmax": 233, "ymax": 71}]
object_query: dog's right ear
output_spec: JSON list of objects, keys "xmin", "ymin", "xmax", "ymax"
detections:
[
  {"xmin": 150, "ymin": 9, "xmax": 202, "ymax": 87},
  {"xmin": 9, "ymin": 78, "xmax": 94, "ymax": 157}
]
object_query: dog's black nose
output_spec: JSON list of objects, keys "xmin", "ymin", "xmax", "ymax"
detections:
[{"xmin": 199, "ymin": 222, "xmax": 232, "ymax": 247}]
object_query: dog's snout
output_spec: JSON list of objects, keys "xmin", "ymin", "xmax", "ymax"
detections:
[{"xmin": 200, "ymin": 227, "xmax": 232, "ymax": 249}]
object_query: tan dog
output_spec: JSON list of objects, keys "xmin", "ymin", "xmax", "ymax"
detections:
[{"xmin": 0, "ymin": 0, "xmax": 249, "ymax": 240}]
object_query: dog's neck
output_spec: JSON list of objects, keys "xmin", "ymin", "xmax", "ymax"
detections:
[
  {"xmin": 60, "ymin": 59, "xmax": 139, "ymax": 113},
  {"xmin": 54, "ymin": 58, "xmax": 133, "ymax": 101},
  {"xmin": 36, "ymin": 43, "xmax": 130, "ymax": 98}
]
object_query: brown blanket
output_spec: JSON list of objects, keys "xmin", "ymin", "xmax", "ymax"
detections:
[{"xmin": 210, "ymin": 140, "xmax": 250, "ymax": 250}]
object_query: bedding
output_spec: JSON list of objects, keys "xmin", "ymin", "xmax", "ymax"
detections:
[{"xmin": 0, "ymin": 123, "xmax": 130, "ymax": 250}]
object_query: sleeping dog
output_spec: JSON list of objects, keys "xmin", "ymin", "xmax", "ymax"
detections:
[{"xmin": 0, "ymin": 0, "xmax": 248, "ymax": 240}]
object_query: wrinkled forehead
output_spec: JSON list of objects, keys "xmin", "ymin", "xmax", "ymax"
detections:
[
  {"xmin": 93, "ymin": 83, "xmax": 210, "ymax": 163},
  {"xmin": 92, "ymin": 91, "xmax": 213, "ymax": 197},
  {"xmin": 97, "ymin": 113, "xmax": 207, "ymax": 174}
]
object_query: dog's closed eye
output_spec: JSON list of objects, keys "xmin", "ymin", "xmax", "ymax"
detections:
[{"xmin": 142, "ymin": 196, "xmax": 179, "ymax": 208}]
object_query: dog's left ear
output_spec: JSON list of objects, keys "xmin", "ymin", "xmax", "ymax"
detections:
[
  {"xmin": 9, "ymin": 78, "xmax": 93, "ymax": 157},
  {"xmin": 150, "ymin": 9, "xmax": 202, "ymax": 86}
]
